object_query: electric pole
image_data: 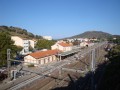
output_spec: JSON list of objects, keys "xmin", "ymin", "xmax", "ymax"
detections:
[
  {"xmin": 7, "ymin": 49, "xmax": 11, "ymax": 79},
  {"xmin": 91, "ymin": 49, "xmax": 95, "ymax": 90}
]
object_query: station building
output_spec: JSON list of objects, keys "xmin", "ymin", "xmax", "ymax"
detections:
[
  {"xmin": 51, "ymin": 42, "xmax": 73, "ymax": 52},
  {"xmin": 24, "ymin": 49, "xmax": 61, "ymax": 66}
]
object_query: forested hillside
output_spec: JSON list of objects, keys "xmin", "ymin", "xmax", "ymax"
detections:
[{"xmin": 0, "ymin": 26, "xmax": 42, "ymax": 39}]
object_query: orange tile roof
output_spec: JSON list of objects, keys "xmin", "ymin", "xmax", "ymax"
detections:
[
  {"xmin": 58, "ymin": 42, "xmax": 72, "ymax": 47},
  {"xmin": 29, "ymin": 49, "xmax": 60, "ymax": 59}
]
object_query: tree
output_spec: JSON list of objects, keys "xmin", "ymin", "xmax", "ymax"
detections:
[
  {"xmin": 99, "ymin": 45, "xmax": 120, "ymax": 90},
  {"xmin": 0, "ymin": 32, "xmax": 22, "ymax": 66},
  {"xmin": 108, "ymin": 45, "xmax": 120, "ymax": 60},
  {"xmin": 35, "ymin": 39, "xmax": 56, "ymax": 50},
  {"xmin": 108, "ymin": 36, "xmax": 120, "ymax": 44},
  {"xmin": 29, "ymin": 45, "xmax": 33, "ymax": 51}
]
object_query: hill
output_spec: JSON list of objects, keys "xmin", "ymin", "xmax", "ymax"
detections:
[
  {"xmin": 69, "ymin": 31, "xmax": 112, "ymax": 39},
  {"xmin": 0, "ymin": 25, "xmax": 42, "ymax": 39}
]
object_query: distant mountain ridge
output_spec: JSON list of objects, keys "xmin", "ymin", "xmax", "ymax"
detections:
[
  {"xmin": 0, "ymin": 26, "xmax": 42, "ymax": 39},
  {"xmin": 69, "ymin": 31, "xmax": 112, "ymax": 39}
]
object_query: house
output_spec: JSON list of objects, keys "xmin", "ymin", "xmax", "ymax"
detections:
[
  {"xmin": 24, "ymin": 49, "xmax": 60, "ymax": 66},
  {"xmin": 80, "ymin": 41, "xmax": 94, "ymax": 47},
  {"xmin": 51, "ymin": 42, "xmax": 72, "ymax": 52},
  {"xmin": 80, "ymin": 42, "xmax": 89, "ymax": 47}
]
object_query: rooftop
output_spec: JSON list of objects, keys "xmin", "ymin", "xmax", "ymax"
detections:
[
  {"xmin": 29, "ymin": 49, "xmax": 61, "ymax": 59},
  {"xmin": 58, "ymin": 48, "xmax": 81, "ymax": 56},
  {"xmin": 58, "ymin": 42, "xmax": 72, "ymax": 47}
]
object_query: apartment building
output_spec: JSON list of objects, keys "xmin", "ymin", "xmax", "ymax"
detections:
[{"xmin": 11, "ymin": 36, "xmax": 36, "ymax": 55}]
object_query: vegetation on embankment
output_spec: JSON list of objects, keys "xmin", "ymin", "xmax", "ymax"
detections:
[{"xmin": 98, "ymin": 45, "xmax": 120, "ymax": 90}]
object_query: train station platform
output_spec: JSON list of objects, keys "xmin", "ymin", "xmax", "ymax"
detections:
[{"xmin": 57, "ymin": 48, "xmax": 81, "ymax": 57}]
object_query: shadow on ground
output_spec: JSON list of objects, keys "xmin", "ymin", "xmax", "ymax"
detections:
[
  {"xmin": 51, "ymin": 61, "xmax": 108, "ymax": 90},
  {"xmin": 52, "ymin": 51, "xmax": 120, "ymax": 90}
]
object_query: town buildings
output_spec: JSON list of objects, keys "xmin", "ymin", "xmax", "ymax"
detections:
[{"xmin": 23, "ymin": 37, "xmax": 95, "ymax": 66}]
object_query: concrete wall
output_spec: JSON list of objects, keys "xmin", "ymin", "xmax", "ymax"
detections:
[
  {"xmin": 11, "ymin": 36, "xmax": 23, "ymax": 47},
  {"xmin": 24, "ymin": 55, "xmax": 38, "ymax": 65}
]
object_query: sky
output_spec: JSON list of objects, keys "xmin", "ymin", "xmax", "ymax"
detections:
[{"xmin": 0, "ymin": 0, "xmax": 120, "ymax": 39}]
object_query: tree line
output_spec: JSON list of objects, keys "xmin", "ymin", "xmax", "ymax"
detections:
[
  {"xmin": 35, "ymin": 39, "xmax": 56, "ymax": 50},
  {"xmin": 0, "ymin": 32, "xmax": 22, "ymax": 67}
]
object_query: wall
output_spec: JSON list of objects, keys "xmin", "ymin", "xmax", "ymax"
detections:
[
  {"xmin": 24, "ymin": 55, "xmax": 38, "ymax": 65},
  {"xmin": 24, "ymin": 55, "xmax": 58, "ymax": 66},
  {"xmin": 11, "ymin": 36, "xmax": 23, "ymax": 47}
]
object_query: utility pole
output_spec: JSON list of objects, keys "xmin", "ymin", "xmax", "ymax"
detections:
[
  {"xmin": 91, "ymin": 49, "xmax": 95, "ymax": 90},
  {"xmin": 91, "ymin": 49, "xmax": 95, "ymax": 71},
  {"xmin": 59, "ymin": 69, "xmax": 62, "ymax": 79},
  {"xmin": 7, "ymin": 49, "xmax": 11, "ymax": 79},
  {"xmin": 60, "ymin": 56, "xmax": 61, "ymax": 61}
]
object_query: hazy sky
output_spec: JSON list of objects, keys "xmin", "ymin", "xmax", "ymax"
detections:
[{"xmin": 0, "ymin": 0, "xmax": 120, "ymax": 39}]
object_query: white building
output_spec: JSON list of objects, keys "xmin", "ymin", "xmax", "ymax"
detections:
[
  {"xmin": 22, "ymin": 39, "xmax": 29, "ymax": 53},
  {"xmin": 84, "ymin": 38, "xmax": 89, "ymax": 42},
  {"xmin": 66, "ymin": 39, "xmax": 74, "ymax": 43},
  {"xmin": 80, "ymin": 41, "xmax": 94, "ymax": 47},
  {"xmin": 11, "ymin": 36, "xmax": 23, "ymax": 47},
  {"xmin": 11, "ymin": 36, "xmax": 36, "ymax": 55},
  {"xmin": 51, "ymin": 42, "xmax": 72, "ymax": 52},
  {"xmin": 80, "ymin": 42, "xmax": 89, "ymax": 47},
  {"xmin": 29, "ymin": 39, "xmax": 37, "ymax": 48},
  {"xmin": 43, "ymin": 36, "xmax": 52, "ymax": 40}
]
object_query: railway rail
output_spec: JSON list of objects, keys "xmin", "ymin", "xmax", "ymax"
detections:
[{"xmin": 2, "ymin": 42, "xmax": 108, "ymax": 90}]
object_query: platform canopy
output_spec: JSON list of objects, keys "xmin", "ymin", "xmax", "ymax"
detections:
[{"xmin": 57, "ymin": 48, "xmax": 81, "ymax": 57}]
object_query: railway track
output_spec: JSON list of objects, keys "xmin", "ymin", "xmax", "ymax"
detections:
[
  {"xmin": 25, "ymin": 48, "xmax": 105, "ymax": 90},
  {"xmin": 5, "ymin": 41, "xmax": 108, "ymax": 90},
  {"xmin": 40, "ymin": 58, "xmax": 89, "ymax": 89},
  {"xmin": 23, "ymin": 57, "xmax": 85, "ymax": 90}
]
